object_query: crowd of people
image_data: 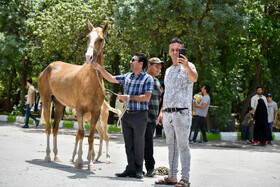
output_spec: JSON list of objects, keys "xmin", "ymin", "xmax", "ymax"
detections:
[{"xmin": 240, "ymin": 87, "xmax": 278, "ymax": 145}]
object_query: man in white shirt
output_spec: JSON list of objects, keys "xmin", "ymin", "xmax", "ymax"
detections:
[{"xmin": 251, "ymin": 86, "xmax": 268, "ymax": 111}]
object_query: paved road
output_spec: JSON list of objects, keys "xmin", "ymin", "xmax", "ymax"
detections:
[{"xmin": 0, "ymin": 121, "xmax": 280, "ymax": 187}]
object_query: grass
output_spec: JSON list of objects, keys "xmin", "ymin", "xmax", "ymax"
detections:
[
  {"xmin": 7, "ymin": 116, "xmax": 16, "ymax": 122},
  {"xmin": 63, "ymin": 121, "xmax": 74, "ymax": 128},
  {"xmin": 108, "ymin": 124, "xmax": 121, "ymax": 132}
]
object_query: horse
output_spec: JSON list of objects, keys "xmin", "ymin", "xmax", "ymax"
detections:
[
  {"xmin": 38, "ymin": 20, "xmax": 109, "ymax": 170},
  {"xmin": 70, "ymin": 100, "xmax": 121, "ymax": 164}
]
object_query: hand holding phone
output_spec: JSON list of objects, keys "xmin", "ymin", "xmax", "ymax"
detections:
[
  {"xmin": 179, "ymin": 48, "xmax": 186, "ymax": 57},
  {"xmin": 178, "ymin": 48, "xmax": 186, "ymax": 63}
]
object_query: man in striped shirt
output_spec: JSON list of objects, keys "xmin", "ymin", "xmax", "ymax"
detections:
[
  {"xmin": 93, "ymin": 52, "xmax": 154, "ymax": 179},
  {"xmin": 144, "ymin": 57, "xmax": 163, "ymax": 177}
]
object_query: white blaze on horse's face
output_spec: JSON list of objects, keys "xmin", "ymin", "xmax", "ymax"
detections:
[
  {"xmin": 85, "ymin": 20, "xmax": 109, "ymax": 63},
  {"xmin": 85, "ymin": 31, "xmax": 98, "ymax": 61}
]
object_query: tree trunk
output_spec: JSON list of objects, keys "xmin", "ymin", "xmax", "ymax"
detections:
[
  {"xmin": 20, "ymin": 57, "xmax": 29, "ymax": 115},
  {"xmin": 108, "ymin": 54, "xmax": 121, "ymax": 124}
]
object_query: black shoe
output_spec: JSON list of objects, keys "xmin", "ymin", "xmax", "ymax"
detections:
[
  {"xmin": 22, "ymin": 125, "xmax": 29, "ymax": 128},
  {"xmin": 190, "ymin": 140, "xmax": 196, "ymax": 143},
  {"xmin": 146, "ymin": 168, "xmax": 156, "ymax": 177},
  {"xmin": 35, "ymin": 120, "xmax": 39, "ymax": 127},
  {"xmin": 135, "ymin": 171, "xmax": 143, "ymax": 179},
  {"xmin": 198, "ymin": 140, "xmax": 208, "ymax": 143},
  {"xmin": 115, "ymin": 170, "xmax": 135, "ymax": 177}
]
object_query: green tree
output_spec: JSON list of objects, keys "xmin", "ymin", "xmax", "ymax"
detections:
[{"xmin": 114, "ymin": 0, "xmax": 245, "ymax": 129}]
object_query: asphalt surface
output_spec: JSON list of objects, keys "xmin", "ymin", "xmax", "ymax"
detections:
[{"xmin": 0, "ymin": 121, "xmax": 280, "ymax": 187}]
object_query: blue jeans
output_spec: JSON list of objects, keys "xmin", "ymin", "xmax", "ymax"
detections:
[
  {"xmin": 268, "ymin": 122, "xmax": 273, "ymax": 133},
  {"xmin": 25, "ymin": 104, "xmax": 37, "ymax": 125}
]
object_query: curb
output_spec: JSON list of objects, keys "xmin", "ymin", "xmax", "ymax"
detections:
[
  {"xmin": 0, "ymin": 114, "xmax": 122, "ymax": 132},
  {"xmin": 1, "ymin": 114, "xmax": 279, "ymax": 141}
]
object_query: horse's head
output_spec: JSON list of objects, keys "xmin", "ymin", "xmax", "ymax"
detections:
[{"xmin": 85, "ymin": 20, "xmax": 109, "ymax": 63}]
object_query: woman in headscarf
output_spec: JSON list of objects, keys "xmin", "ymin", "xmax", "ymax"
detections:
[{"xmin": 252, "ymin": 99, "xmax": 273, "ymax": 145}]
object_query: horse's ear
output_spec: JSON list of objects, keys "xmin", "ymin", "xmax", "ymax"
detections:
[
  {"xmin": 102, "ymin": 20, "xmax": 109, "ymax": 34},
  {"xmin": 88, "ymin": 19, "xmax": 95, "ymax": 31}
]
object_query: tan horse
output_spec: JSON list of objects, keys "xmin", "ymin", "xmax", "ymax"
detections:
[
  {"xmin": 71, "ymin": 100, "xmax": 121, "ymax": 164},
  {"xmin": 38, "ymin": 20, "xmax": 109, "ymax": 170}
]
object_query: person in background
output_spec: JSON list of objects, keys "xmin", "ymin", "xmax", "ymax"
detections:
[
  {"xmin": 251, "ymin": 86, "xmax": 268, "ymax": 111},
  {"xmin": 252, "ymin": 99, "xmax": 272, "ymax": 146},
  {"xmin": 241, "ymin": 107, "xmax": 254, "ymax": 144},
  {"xmin": 190, "ymin": 85, "xmax": 211, "ymax": 143},
  {"xmin": 155, "ymin": 82, "xmax": 165, "ymax": 138},
  {"xmin": 189, "ymin": 88, "xmax": 202, "ymax": 140},
  {"xmin": 22, "ymin": 78, "xmax": 40, "ymax": 128},
  {"xmin": 266, "ymin": 93, "xmax": 278, "ymax": 145},
  {"xmin": 144, "ymin": 57, "xmax": 163, "ymax": 177}
]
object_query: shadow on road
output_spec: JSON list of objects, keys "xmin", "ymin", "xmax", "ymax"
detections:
[{"xmin": 26, "ymin": 159, "xmax": 95, "ymax": 179}]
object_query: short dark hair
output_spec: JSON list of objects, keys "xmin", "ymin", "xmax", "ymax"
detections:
[
  {"xmin": 247, "ymin": 106, "xmax": 253, "ymax": 113},
  {"xmin": 203, "ymin": 85, "xmax": 210, "ymax": 93},
  {"xmin": 135, "ymin": 52, "xmax": 148, "ymax": 70},
  {"xmin": 26, "ymin": 78, "xmax": 33, "ymax": 84},
  {"xmin": 196, "ymin": 88, "xmax": 202, "ymax": 93},
  {"xmin": 169, "ymin": 38, "xmax": 184, "ymax": 47},
  {"xmin": 256, "ymin": 86, "xmax": 262, "ymax": 90}
]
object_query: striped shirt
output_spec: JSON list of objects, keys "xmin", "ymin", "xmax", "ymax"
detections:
[
  {"xmin": 147, "ymin": 78, "xmax": 161, "ymax": 124},
  {"xmin": 116, "ymin": 71, "xmax": 154, "ymax": 111}
]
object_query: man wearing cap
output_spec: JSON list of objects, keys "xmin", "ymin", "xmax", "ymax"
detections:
[
  {"xmin": 22, "ymin": 78, "xmax": 40, "ymax": 128},
  {"xmin": 156, "ymin": 38, "xmax": 197, "ymax": 187},
  {"xmin": 93, "ymin": 52, "xmax": 153, "ymax": 179},
  {"xmin": 267, "ymin": 93, "xmax": 278, "ymax": 144},
  {"xmin": 144, "ymin": 57, "xmax": 163, "ymax": 177}
]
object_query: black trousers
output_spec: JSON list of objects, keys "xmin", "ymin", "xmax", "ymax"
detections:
[
  {"xmin": 192, "ymin": 116, "xmax": 207, "ymax": 141},
  {"xmin": 122, "ymin": 110, "xmax": 148, "ymax": 173},
  {"xmin": 144, "ymin": 122, "xmax": 155, "ymax": 171}
]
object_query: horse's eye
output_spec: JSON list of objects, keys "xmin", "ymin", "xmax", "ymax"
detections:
[{"xmin": 86, "ymin": 36, "xmax": 89, "ymax": 40}]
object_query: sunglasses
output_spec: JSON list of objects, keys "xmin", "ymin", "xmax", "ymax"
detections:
[{"xmin": 131, "ymin": 58, "xmax": 139, "ymax": 62}]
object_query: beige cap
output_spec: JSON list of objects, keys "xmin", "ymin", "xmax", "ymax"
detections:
[{"xmin": 148, "ymin": 57, "xmax": 164, "ymax": 64}]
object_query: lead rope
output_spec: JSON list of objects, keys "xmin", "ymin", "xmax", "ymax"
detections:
[{"xmin": 90, "ymin": 42, "xmax": 129, "ymax": 128}]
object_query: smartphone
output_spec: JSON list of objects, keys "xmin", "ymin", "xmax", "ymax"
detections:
[{"xmin": 179, "ymin": 48, "xmax": 186, "ymax": 57}]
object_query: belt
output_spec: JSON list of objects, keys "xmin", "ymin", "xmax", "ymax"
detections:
[
  {"xmin": 163, "ymin": 108, "xmax": 188, "ymax": 113},
  {"xmin": 126, "ymin": 110, "xmax": 142, "ymax": 114}
]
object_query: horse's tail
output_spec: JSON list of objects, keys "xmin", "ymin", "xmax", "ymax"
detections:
[
  {"xmin": 104, "ymin": 101, "xmax": 122, "ymax": 117},
  {"xmin": 40, "ymin": 103, "xmax": 52, "ymax": 124}
]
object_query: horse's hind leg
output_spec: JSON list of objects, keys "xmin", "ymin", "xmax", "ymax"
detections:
[
  {"xmin": 70, "ymin": 133, "xmax": 79, "ymax": 162},
  {"xmin": 103, "ymin": 118, "xmax": 110, "ymax": 164},
  {"xmin": 94, "ymin": 120, "xmax": 103, "ymax": 162},
  {"xmin": 41, "ymin": 98, "xmax": 52, "ymax": 162},
  {"xmin": 52, "ymin": 97, "xmax": 64, "ymax": 162}
]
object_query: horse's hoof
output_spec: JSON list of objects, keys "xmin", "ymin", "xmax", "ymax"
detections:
[
  {"xmin": 75, "ymin": 160, "xmax": 83, "ymax": 170},
  {"xmin": 44, "ymin": 156, "xmax": 51, "ymax": 162},
  {"xmin": 106, "ymin": 159, "xmax": 110, "ymax": 164},
  {"xmin": 70, "ymin": 158, "xmax": 74, "ymax": 162},
  {"xmin": 88, "ymin": 165, "xmax": 95, "ymax": 171},
  {"xmin": 54, "ymin": 157, "xmax": 61, "ymax": 162}
]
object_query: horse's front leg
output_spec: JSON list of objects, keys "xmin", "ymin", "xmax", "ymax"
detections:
[
  {"xmin": 74, "ymin": 111, "xmax": 84, "ymax": 170},
  {"xmin": 87, "ymin": 112, "xmax": 100, "ymax": 170}
]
